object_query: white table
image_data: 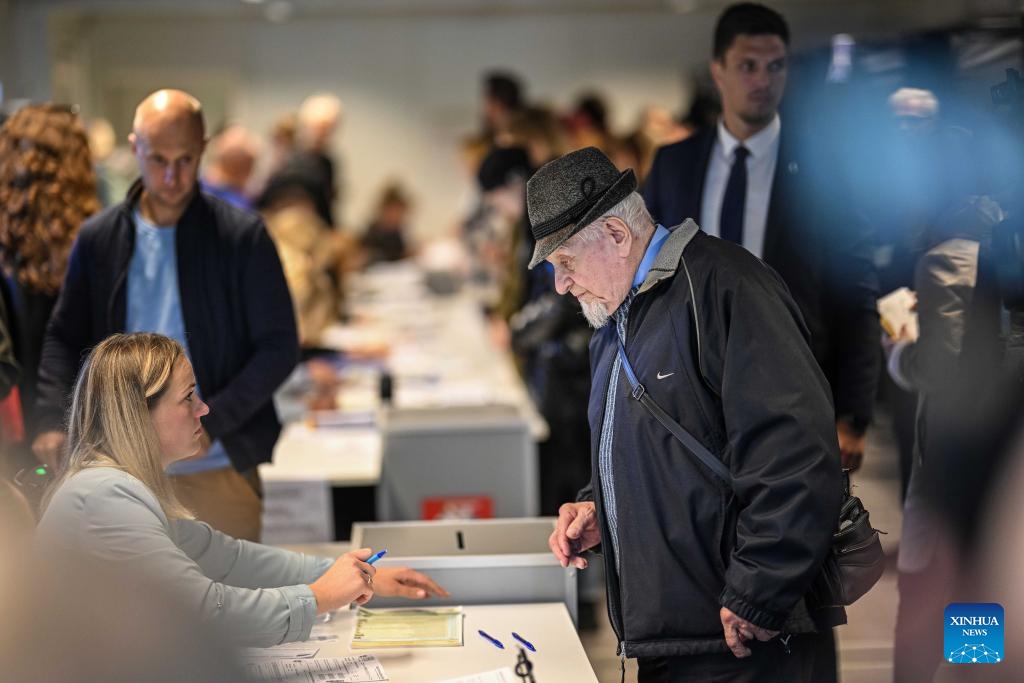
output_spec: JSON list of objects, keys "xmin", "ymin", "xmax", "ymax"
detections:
[
  {"xmin": 261, "ymin": 266, "xmax": 549, "ymax": 543},
  {"xmin": 311, "ymin": 602, "xmax": 597, "ymax": 683},
  {"xmin": 264, "ymin": 424, "xmax": 382, "ymax": 486}
]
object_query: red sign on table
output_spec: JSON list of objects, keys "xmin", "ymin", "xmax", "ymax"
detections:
[{"xmin": 421, "ymin": 495, "xmax": 494, "ymax": 520}]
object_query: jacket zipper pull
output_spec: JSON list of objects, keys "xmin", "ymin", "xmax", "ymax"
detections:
[
  {"xmin": 779, "ymin": 633, "xmax": 792, "ymax": 655},
  {"xmin": 619, "ymin": 650, "xmax": 626, "ymax": 683}
]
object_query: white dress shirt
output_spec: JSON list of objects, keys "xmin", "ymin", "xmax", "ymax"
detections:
[{"xmin": 699, "ymin": 115, "xmax": 781, "ymax": 259}]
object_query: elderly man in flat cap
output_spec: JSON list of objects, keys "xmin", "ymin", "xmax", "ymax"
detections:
[{"xmin": 536, "ymin": 147, "xmax": 844, "ymax": 681}]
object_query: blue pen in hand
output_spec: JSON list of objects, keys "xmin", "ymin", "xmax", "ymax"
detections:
[
  {"xmin": 478, "ymin": 629, "xmax": 504, "ymax": 649},
  {"xmin": 511, "ymin": 632, "xmax": 536, "ymax": 652},
  {"xmin": 366, "ymin": 549, "xmax": 388, "ymax": 565}
]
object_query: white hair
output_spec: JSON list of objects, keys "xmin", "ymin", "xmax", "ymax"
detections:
[
  {"xmin": 298, "ymin": 93, "xmax": 344, "ymax": 130},
  {"xmin": 579, "ymin": 300, "xmax": 611, "ymax": 329},
  {"xmin": 888, "ymin": 87, "xmax": 939, "ymax": 119},
  {"xmin": 570, "ymin": 191, "xmax": 653, "ymax": 246}
]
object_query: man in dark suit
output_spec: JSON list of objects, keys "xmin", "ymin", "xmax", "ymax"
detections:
[{"xmin": 644, "ymin": 2, "xmax": 879, "ymax": 470}]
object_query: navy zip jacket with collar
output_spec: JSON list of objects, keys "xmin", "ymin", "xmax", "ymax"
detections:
[
  {"xmin": 581, "ymin": 220, "xmax": 843, "ymax": 658},
  {"xmin": 37, "ymin": 182, "xmax": 299, "ymax": 472}
]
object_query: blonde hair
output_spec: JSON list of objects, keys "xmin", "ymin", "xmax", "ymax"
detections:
[{"xmin": 43, "ymin": 333, "xmax": 193, "ymax": 520}]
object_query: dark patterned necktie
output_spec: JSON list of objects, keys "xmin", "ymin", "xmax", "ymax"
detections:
[{"xmin": 719, "ymin": 145, "xmax": 750, "ymax": 245}]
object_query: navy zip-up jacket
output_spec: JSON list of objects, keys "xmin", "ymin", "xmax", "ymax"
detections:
[
  {"xmin": 36, "ymin": 181, "xmax": 299, "ymax": 472},
  {"xmin": 582, "ymin": 221, "xmax": 843, "ymax": 658}
]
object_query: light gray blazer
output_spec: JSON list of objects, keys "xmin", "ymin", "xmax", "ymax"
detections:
[{"xmin": 36, "ymin": 467, "xmax": 333, "ymax": 647}]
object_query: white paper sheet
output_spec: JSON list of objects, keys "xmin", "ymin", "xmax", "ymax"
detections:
[
  {"xmin": 432, "ymin": 668, "xmax": 518, "ymax": 683},
  {"xmin": 244, "ymin": 655, "xmax": 388, "ymax": 682},
  {"xmin": 241, "ymin": 643, "xmax": 319, "ymax": 661},
  {"xmin": 877, "ymin": 287, "xmax": 919, "ymax": 341}
]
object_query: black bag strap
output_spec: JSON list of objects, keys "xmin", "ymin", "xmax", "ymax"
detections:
[{"xmin": 616, "ymin": 338, "xmax": 733, "ymax": 486}]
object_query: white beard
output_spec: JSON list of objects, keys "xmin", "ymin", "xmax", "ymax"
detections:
[{"xmin": 580, "ymin": 300, "xmax": 611, "ymax": 328}]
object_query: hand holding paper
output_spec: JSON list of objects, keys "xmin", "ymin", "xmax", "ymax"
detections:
[{"xmin": 877, "ymin": 287, "xmax": 919, "ymax": 342}]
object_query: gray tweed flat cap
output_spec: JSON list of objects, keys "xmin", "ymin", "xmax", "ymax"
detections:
[{"xmin": 526, "ymin": 146, "xmax": 636, "ymax": 269}]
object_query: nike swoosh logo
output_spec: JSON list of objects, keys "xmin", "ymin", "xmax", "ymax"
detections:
[{"xmin": 656, "ymin": 371, "xmax": 674, "ymax": 380}]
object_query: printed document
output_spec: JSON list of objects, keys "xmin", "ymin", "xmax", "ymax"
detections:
[{"xmin": 244, "ymin": 655, "xmax": 388, "ymax": 682}]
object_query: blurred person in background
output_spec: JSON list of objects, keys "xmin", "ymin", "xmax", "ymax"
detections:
[
  {"xmin": 201, "ymin": 123, "xmax": 260, "ymax": 211},
  {"xmin": 891, "ymin": 84, "xmax": 1024, "ymax": 678},
  {"xmin": 265, "ymin": 202, "xmax": 345, "ymax": 348},
  {"xmin": 483, "ymin": 70, "xmax": 526, "ymax": 147},
  {"xmin": 883, "ymin": 195, "xmax": 1002, "ymax": 683},
  {"xmin": 89, "ymin": 116, "xmax": 139, "ymax": 209},
  {"xmin": 874, "ymin": 88, "xmax": 949, "ymax": 294},
  {"xmin": 87, "ymin": 116, "xmax": 117, "ymax": 206},
  {"xmin": 0, "ymin": 103, "xmax": 101, "ymax": 478},
  {"xmin": 873, "ymin": 87, "xmax": 973, "ymax": 501},
  {"xmin": 564, "ymin": 92, "xmax": 613, "ymax": 152},
  {"xmin": 35, "ymin": 333, "xmax": 448, "ymax": 647},
  {"xmin": 34, "ymin": 89, "xmax": 298, "ymax": 542},
  {"xmin": 644, "ymin": 2, "xmax": 880, "ymax": 475},
  {"xmin": 268, "ymin": 112, "xmax": 298, "ymax": 176},
  {"xmin": 476, "ymin": 146, "xmax": 535, "ymax": 324},
  {"xmin": 611, "ymin": 106, "xmax": 692, "ymax": 185},
  {"xmin": 506, "ymin": 105, "xmax": 567, "ymax": 171},
  {"xmin": 249, "ymin": 111, "xmax": 297, "ymax": 198},
  {"xmin": 361, "ymin": 181, "xmax": 413, "ymax": 266},
  {"xmin": 609, "ymin": 130, "xmax": 654, "ymax": 185},
  {"xmin": 640, "ymin": 104, "xmax": 690, "ymax": 149},
  {"xmin": 680, "ymin": 87, "xmax": 723, "ymax": 137},
  {"xmin": 260, "ymin": 93, "xmax": 343, "ymax": 227},
  {"xmin": 0, "ymin": 298, "xmax": 20, "ymax": 472}
]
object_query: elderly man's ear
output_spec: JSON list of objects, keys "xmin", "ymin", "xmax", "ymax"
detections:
[{"xmin": 605, "ymin": 217, "xmax": 633, "ymax": 256}]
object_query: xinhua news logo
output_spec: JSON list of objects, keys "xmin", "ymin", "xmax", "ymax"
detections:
[{"xmin": 944, "ymin": 603, "xmax": 1003, "ymax": 664}]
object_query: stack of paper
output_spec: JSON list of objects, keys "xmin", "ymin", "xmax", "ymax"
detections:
[
  {"xmin": 877, "ymin": 287, "xmax": 919, "ymax": 341},
  {"xmin": 351, "ymin": 606, "xmax": 464, "ymax": 649}
]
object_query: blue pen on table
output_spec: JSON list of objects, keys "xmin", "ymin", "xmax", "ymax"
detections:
[
  {"xmin": 511, "ymin": 632, "xmax": 536, "ymax": 652},
  {"xmin": 367, "ymin": 549, "xmax": 388, "ymax": 565},
  {"xmin": 478, "ymin": 629, "xmax": 505, "ymax": 649}
]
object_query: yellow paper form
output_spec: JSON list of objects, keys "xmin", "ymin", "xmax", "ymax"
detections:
[{"xmin": 351, "ymin": 606, "xmax": 464, "ymax": 648}]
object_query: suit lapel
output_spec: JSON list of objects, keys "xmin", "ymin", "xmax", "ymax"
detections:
[
  {"xmin": 763, "ymin": 127, "xmax": 796, "ymax": 267},
  {"xmin": 686, "ymin": 128, "xmax": 717, "ymax": 223}
]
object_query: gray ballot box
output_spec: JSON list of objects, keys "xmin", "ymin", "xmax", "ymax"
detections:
[
  {"xmin": 376, "ymin": 404, "xmax": 538, "ymax": 521},
  {"xmin": 351, "ymin": 518, "xmax": 578, "ymax": 625}
]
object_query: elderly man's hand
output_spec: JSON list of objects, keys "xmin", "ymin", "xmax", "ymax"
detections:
[
  {"xmin": 720, "ymin": 607, "xmax": 779, "ymax": 658},
  {"xmin": 549, "ymin": 502, "xmax": 601, "ymax": 569}
]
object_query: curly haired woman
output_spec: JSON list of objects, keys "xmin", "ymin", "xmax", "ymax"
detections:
[{"xmin": 0, "ymin": 104, "xmax": 100, "ymax": 474}]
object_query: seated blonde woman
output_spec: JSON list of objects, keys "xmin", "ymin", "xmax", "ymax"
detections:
[{"xmin": 36, "ymin": 333, "xmax": 447, "ymax": 646}]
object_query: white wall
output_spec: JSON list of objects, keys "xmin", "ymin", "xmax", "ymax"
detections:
[
  {"xmin": 14, "ymin": 2, "xmax": 974, "ymax": 237},
  {"xmin": 62, "ymin": 12, "xmax": 702, "ymax": 237}
]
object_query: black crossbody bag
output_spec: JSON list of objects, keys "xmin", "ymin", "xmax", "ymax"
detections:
[{"xmin": 615, "ymin": 337, "xmax": 884, "ymax": 607}]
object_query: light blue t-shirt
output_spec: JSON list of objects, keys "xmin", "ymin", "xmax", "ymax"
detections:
[{"xmin": 127, "ymin": 210, "xmax": 231, "ymax": 475}]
